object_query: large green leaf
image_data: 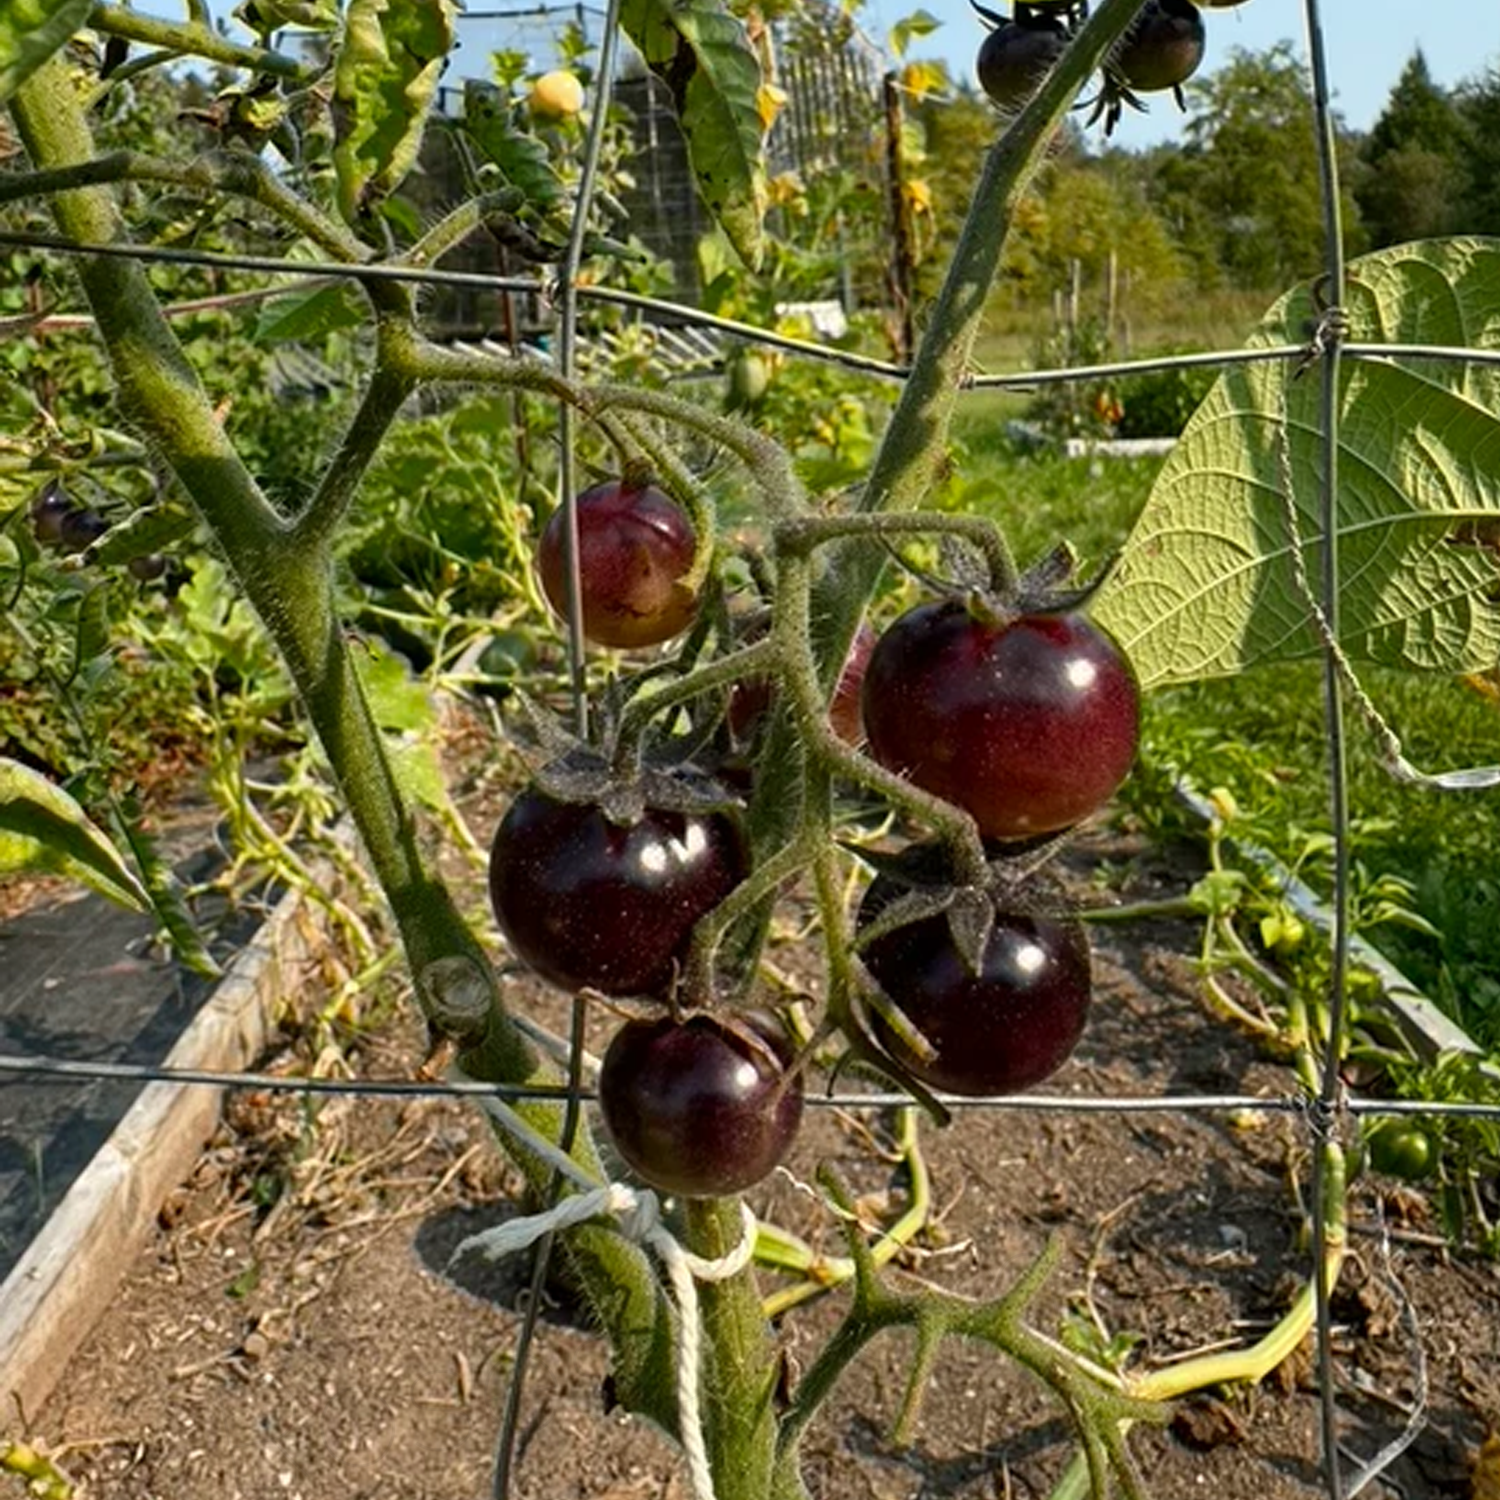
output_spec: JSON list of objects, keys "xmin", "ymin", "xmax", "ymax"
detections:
[
  {"xmin": 0, "ymin": 757, "xmax": 150, "ymax": 912},
  {"xmin": 332, "ymin": 0, "xmax": 456, "ymax": 226},
  {"xmin": 619, "ymin": 0, "xmax": 767, "ymax": 268},
  {"xmin": 1096, "ymin": 237, "xmax": 1500, "ymax": 690},
  {"xmin": 0, "ymin": 0, "xmax": 91, "ymax": 106}
]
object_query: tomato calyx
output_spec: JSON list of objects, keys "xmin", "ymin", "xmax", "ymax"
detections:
[
  {"xmin": 894, "ymin": 534, "xmax": 1112, "ymax": 635},
  {"xmin": 853, "ymin": 840, "xmax": 1077, "ymax": 980},
  {"xmin": 506, "ymin": 691, "xmax": 743, "ymax": 826},
  {"xmin": 531, "ymin": 748, "xmax": 741, "ymax": 827}
]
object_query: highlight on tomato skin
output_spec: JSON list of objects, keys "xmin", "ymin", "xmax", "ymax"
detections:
[
  {"xmin": 537, "ymin": 479, "xmax": 701, "ymax": 650},
  {"xmin": 857, "ymin": 861, "xmax": 1092, "ymax": 1098},
  {"xmin": 861, "ymin": 603, "xmax": 1141, "ymax": 841},
  {"xmin": 487, "ymin": 786, "xmax": 748, "ymax": 1000},
  {"xmin": 597, "ymin": 1012, "xmax": 805, "ymax": 1198}
]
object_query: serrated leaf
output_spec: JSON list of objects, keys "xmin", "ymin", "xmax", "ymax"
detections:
[
  {"xmin": 0, "ymin": 757, "xmax": 150, "ymax": 911},
  {"xmin": 618, "ymin": 0, "xmax": 767, "ymax": 268},
  {"xmin": 457, "ymin": 84, "xmax": 565, "ymax": 216},
  {"xmin": 332, "ymin": 0, "xmax": 456, "ymax": 225},
  {"xmin": 1096, "ymin": 237, "xmax": 1500, "ymax": 689},
  {"xmin": 0, "ymin": 0, "xmax": 92, "ymax": 107},
  {"xmin": 254, "ymin": 283, "xmax": 366, "ymax": 344},
  {"xmin": 389, "ymin": 738, "xmax": 448, "ymax": 813}
]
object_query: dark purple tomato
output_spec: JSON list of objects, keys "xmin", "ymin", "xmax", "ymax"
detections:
[
  {"xmin": 488, "ymin": 787, "xmax": 748, "ymax": 998},
  {"xmin": 598, "ymin": 1012, "xmax": 803, "ymax": 1197},
  {"xmin": 538, "ymin": 479, "xmax": 700, "ymax": 650},
  {"xmin": 859, "ymin": 871, "xmax": 1091, "ymax": 1096},
  {"xmin": 1111, "ymin": 0, "xmax": 1205, "ymax": 93},
  {"xmin": 828, "ymin": 622, "xmax": 877, "ymax": 746},
  {"xmin": 976, "ymin": 15, "xmax": 1070, "ymax": 111},
  {"xmin": 861, "ymin": 603, "xmax": 1140, "ymax": 841},
  {"xmin": 30, "ymin": 486, "xmax": 72, "ymax": 546}
]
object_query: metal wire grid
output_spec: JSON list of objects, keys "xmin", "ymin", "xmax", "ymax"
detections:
[{"xmin": 1, "ymin": 0, "xmax": 1497, "ymax": 1494}]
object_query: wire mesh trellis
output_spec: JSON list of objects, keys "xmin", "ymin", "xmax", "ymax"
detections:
[{"xmin": 2, "ymin": 0, "xmax": 1499, "ymax": 1497}]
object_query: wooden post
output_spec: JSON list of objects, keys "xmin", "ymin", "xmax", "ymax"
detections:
[
  {"xmin": 883, "ymin": 71, "xmax": 917, "ymax": 363},
  {"xmin": 1105, "ymin": 247, "xmax": 1118, "ymax": 342}
]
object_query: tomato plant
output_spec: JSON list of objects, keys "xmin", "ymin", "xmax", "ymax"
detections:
[
  {"xmin": 861, "ymin": 602, "xmax": 1140, "ymax": 841},
  {"xmin": 488, "ymin": 785, "xmax": 748, "ymax": 998},
  {"xmin": 598, "ymin": 1011, "xmax": 804, "ymax": 1197},
  {"xmin": 537, "ymin": 477, "xmax": 701, "ymax": 649},
  {"xmin": 12, "ymin": 0, "xmax": 1484, "ymax": 1493}
]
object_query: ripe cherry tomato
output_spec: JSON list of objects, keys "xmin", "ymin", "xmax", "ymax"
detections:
[
  {"xmin": 976, "ymin": 14, "xmax": 1070, "ymax": 110},
  {"xmin": 859, "ymin": 864, "xmax": 1092, "ymax": 1097},
  {"xmin": 537, "ymin": 479, "xmax": 700, "ymax": 650},
  {"xmin": 488, "ymin": 786, "xmax": 747, "ymax": 998},
  {"xmin": 862, "ymin": 603, "xmax": 1140, "ymax": 841},
  {"xmin": 598, "ymin": 1012, "xmax": 803, "ymax": 1197}
]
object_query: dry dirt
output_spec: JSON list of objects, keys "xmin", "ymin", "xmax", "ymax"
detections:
[{"xmin": 18, "ymin": 795, "xmax": 1500, "ymax": 1500}]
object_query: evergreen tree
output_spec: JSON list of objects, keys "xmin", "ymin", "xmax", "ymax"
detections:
[
  {"xmin": 1357, "ymin": 50, "xmax": 1465, "ymax": 244},
  {"xmin": 1455, "ymin": 66, "xmax": 1500, "ymax": 234}
]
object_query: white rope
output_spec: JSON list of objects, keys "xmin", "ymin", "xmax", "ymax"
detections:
[{"xmin": 451, "ymin": 1074, "xmax": 758, "ymax": 1500}]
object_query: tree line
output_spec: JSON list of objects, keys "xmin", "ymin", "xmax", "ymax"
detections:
[{"xmin": 911, "ymin": 42, "xmax": 1500, "ymax": 326}]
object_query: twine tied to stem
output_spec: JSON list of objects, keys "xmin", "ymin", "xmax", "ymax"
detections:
[{"xmin": 450, "ymin": 1084, "xmax": 758, "ymax": 1500}]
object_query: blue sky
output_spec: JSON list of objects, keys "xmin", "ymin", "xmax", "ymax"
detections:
[{"xmin": 876, "ymin": 0, "xmax": 1499, "ymax": 149}]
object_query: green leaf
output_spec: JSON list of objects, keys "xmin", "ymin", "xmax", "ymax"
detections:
[
  {"xmin": 890, "ymin": 8, "xmax": 941, "ymax": 59},
  {"xmin": 234, "ymin": 0, "xmax": 340, "ymax": 33},
  {"xmin": 618, "ymin": 0, "xmax": 767, "ymax": 268},
  {"xmin": 355, "ymin": 639, "xmax": 433, "ymax": 734},
  {"xmin": 254, "ymin": 282, "xmax": 366, "ymax": 344},
  {"xmin": 457, "ymin": 84, "xmax": 565, "ymax": 215},
  {"xmin": 89, "ymin": 501, "xmax": 197, "ymax": 567},
  {"xmin": 71, "ymin": 579, "xmax": 111, "ymax": 681},
  {"xmin": 116, "ymin": 807, "xmax": 221, "ymax": 978},
  {"xmin": 1096, "ymin": 237, "xmax": 1500, "ymax": 689},
  {"xmin": 0, "ymin": 757, "xmax": 150, "ymax": 911},
  {"xmin": 332, "ymin": 0, "xmax": 457, "ymax": 225},
  {"xmin": 0, "ymin": 0, "xmax": 93, "ymax": 107}
]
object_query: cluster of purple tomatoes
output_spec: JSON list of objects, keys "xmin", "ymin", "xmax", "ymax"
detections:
[
  {"xmin": 975, "ymin": 0, "xmax": 1246, "ymax": 135},
  {"xmin": 486, "ymin": 479, "xmax": 1140, "ymax": 1199}
]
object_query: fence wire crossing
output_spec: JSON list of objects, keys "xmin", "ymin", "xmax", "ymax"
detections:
[{"xmin": 3, "ymin": 0, "xmax": 1498, "ymax": 1496}]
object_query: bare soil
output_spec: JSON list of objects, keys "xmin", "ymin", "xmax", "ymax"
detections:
[{"xmin": 20, "ymin": 769, "xmax": 1500, "ymax": 1500}]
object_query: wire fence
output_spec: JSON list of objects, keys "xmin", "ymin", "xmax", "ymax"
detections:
[
  {"xmin": 3, "ymin": 0, "xmax": 1498, "ymax": 1496},
  {"xmin": 6, "ymin": 1052, "xmax": 1500, "ymax": 1121}
]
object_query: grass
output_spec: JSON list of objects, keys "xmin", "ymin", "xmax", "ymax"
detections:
[
  {"xmin": 945, "ymin": 412, "xmax": 1500, "ymax": 1053},
  {"xmin": 969, "ymin": 287, "xmax": 1274, "ymax": 376}
]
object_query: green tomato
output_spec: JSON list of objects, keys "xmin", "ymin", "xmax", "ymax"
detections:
[
  {"xmin": 725, "ymin": 351, "xmax": 771, "ymax": 412},
  {"xmin": 1366, "ymin": 1120, "xmax": 1435, "ymax": 1181}
]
